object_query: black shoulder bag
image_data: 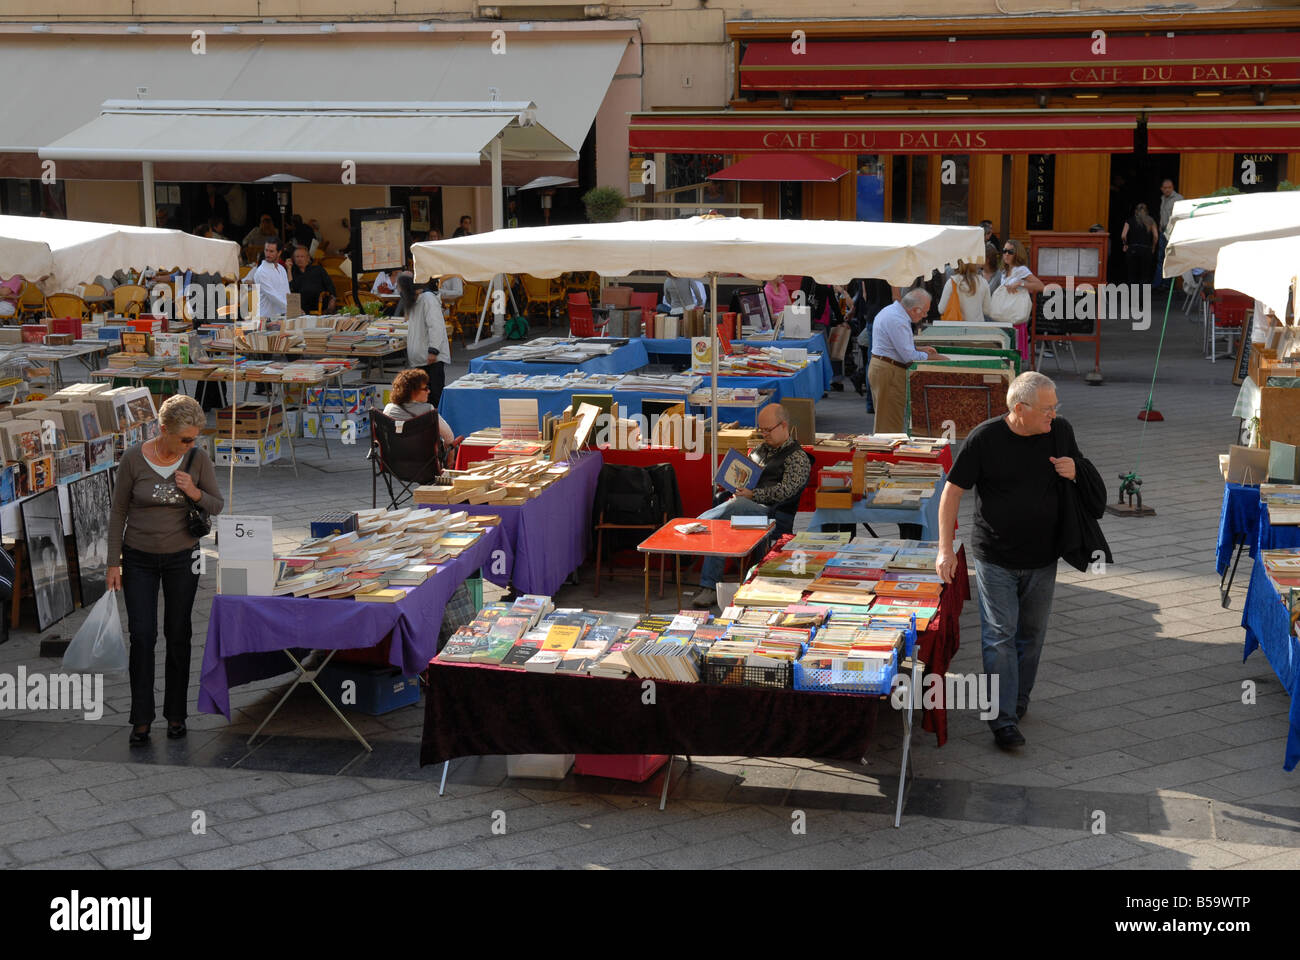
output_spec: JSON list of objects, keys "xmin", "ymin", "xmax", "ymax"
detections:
[{"xmin": 181, "ymin": 448, "xmax": 212, "ymax": 538}]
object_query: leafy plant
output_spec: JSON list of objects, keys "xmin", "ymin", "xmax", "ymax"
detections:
[
  {"xmin": 1278, "ymin": 180, "xmax": 1299, "ymax": 191},
  {"xmin": 1208, "ymin": 186, "xmax": 1242, "ymax": 197},
  {"xmin": 363, "ymin": 301, "xmax": 384, "ymax": 318},
  {"xmin": 338, "ymin": 304, "xmax": 362, "ymax": 316},
  {"xmin": 582, "ymin": 186, "xmax": 626, "ymax": 223}
]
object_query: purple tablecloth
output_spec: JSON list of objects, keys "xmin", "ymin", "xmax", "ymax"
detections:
[
  {"xmin": 197, "ymin": 523, "xmax": 509, "ymax": 719},
  {"xmin": 454, "ymin": 450, "xmax": 602, "ymax": 596}
]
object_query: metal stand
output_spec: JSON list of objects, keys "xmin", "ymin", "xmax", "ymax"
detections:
[
  {"xmin": 657, "ymin": 755, "xmax": 692, "ymax": 811},
  {"xmin": 1220, "ymin": 537, "xmax": 1247, "ymax": 608},
  {"xmin": 247, "ymin": 649, "xmax": 373, "ymax": 752},
  {"xmin": 893, "ymin": 657, "xmax": 921, "ymax": 828}
]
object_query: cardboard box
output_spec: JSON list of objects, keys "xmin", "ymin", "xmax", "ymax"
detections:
[
  {"xmin": 216, "ymin": 403, "xmax": 283, "ymax": 439},
  {"xmin": 305, "ymin": 386, "xmax": 378, "ymax": 414},
  {"xmin": 506, "ymin": 755, "xmax": 574, "ymax": 780},
  {"xmin": 302, "ymin": 411, "xmax": 369, "ymax": 439},
  {"xmin": 605, "ymin": 307, "xmax": 642, "ymax": 338},
  {"xmin": 1259, "ymin": 385, "xmax": 1300, "ymax": 449},
  {"xmin": 214, "ymin": 433, "xmax": 282, "ymax": 466},
  {"xmin": 316, "ymin": 663, "xmax": 420, "ymax": 716}
]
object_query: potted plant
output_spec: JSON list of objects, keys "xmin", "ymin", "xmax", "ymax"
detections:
[{"xmin": 582, "ymin": 186, "xmax": 626, "ymax": 223}]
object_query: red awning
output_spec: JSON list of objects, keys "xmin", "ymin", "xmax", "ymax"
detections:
[
  {"xmin": 740, "ymin": 33, "xmax": 1300, "ymax": 91},
  {"xmin": 629, "ymin": 111, "xmax": 1137, "ymax": 154},
  {"xmin": 1148, "ymin": 110, "xmax": 1300, "ymax": 152},
  {"xmin": 708, "ymin": 153, "xmax": 849, "ymax": 182}
]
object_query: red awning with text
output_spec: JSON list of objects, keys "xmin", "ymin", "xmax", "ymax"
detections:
[
  {"xmin": 739, "ymin": 33, "xmax": 1300, "ymax": 91},
  {"xmin": 1147, "ymin": 111, "xmax": 1300, "ymax": 153},
  {"xmin": 629, "ymin": 112, "xmax": 1137, "ymax": 155},
  {"xmin": 708, "ymin": 153, "xmax": 849, "ymax": 181}
]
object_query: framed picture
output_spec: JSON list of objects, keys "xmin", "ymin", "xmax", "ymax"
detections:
[
  {"xmin": 68, "ymin": 471, "xmax": 112, "ymax": 605},
  {"xmin": 21, "ymin": 488, "xmax": 74, "ymax": 631},
  {"xmin": 409, "ymin": 196, "xmax": 431, "ymax": 233}
]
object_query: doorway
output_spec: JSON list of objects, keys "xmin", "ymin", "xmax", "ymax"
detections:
[{"xmin": 1108, "ymin": 127, "xmax": 1180, "ymax": 285}]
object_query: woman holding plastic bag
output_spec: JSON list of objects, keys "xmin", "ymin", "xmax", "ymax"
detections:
[
  {"xmin": 105, "ymin": 396, "xmax": 224, "ymax": 745},
  {"xmin": 989, "ymin": 239, "xmax": 1044, "ymax": 365}
]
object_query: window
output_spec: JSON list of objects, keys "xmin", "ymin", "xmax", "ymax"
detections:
[
  {"xmin": 938, "ymin": 155, "xmax": 970, "ymax": 226},
  {"xmin": 856, "ymin": 155, "xmax": 884, "ymax": 221}
]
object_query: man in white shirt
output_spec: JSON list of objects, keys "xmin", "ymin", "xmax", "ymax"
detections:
[
  {"xmin": 250, "ymin": 239, "xmax": 290, "ymax": 319},
  {"xmin": 868, "ymin": 289, "xmax": 939, "ymax": 434}
]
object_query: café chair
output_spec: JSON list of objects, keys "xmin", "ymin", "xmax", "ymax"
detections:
[
  {"xmin": 1209, "ymin": 290, "xmax": 1252, "ymax": 364},
  {"xmin": 17, "ymin": 282, "xmax": 46, "ymax": 321},
  {"xmin": 453, "ymin": 282, "xmax": 486, "ymax": 326},
  {"xmin": 519, "ymin": 273, "xmax": 564, "ymax": 327},
  {"xmin": 629, "ymin": 291, "xmax": 659, "ymax": 334},
  {"xmin": 567, "ymin": 292, "xmax": 607, "ymax": 338},
  {"xmin": 113, "ymin": 284, "xmax": 148, "ymax": 319},
  {"xmin": 368, "ymin": 408, "xmax": 445, "ymax": 509},
  {"xmin": 45, "ymin": 293, "xmax": 90, "ymax": 321}
]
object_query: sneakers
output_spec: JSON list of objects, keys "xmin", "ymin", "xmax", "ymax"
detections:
[
  {"xmin": 692, "ymin": 588, "xmax": 717, "ymax": 609},
  {"xmin": 993, "ymin": 725, "xmax": 1026, "ymax": 750}
]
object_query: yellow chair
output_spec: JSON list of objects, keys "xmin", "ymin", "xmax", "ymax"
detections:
[
  {"xmin": 518, "ymin": 273, "xmax": 564, "ymax": 327},
  {"xmin": 45, "ymin": 293, "xmax": 90, "ymax": 321},
  {"xmin": 356, "ymin": 291, "xmax": 384, "ymax": 310},
  {"xmin": 81, "ymin": 282, "xmax": 107, "ymax": 299},
  {"xmin": 321, "ymin": 256, "xmax": 345, "ymax": 272},
  {"xmin": 17, "ymin": 282, "xmax": 47, "ymax": 321},
  {"xmin": 453, "ymin": 282, "xmax": 486, "ymax": 325},
  {"xmin": 113, "ymin": 284, "xmax": 147, "ymax": 318}
]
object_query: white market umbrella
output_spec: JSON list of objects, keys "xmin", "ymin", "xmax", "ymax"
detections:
[
  {"xmin": 412, "ymin": 216, "xmax": 984, "ymax": 473},
  {"xmin": 0, "ymin": 214, "xmax": 240, "ymax": 291},
  {"xmin": 1214, "ymin": 235, "xmax": 1300, "ymax": 321},
  {"xmin": 518, "ymin": 176, "xmax": 577, "ymax": 191},
  {"xmin": 1163, "ymin": 191, "xmax": 1300, "ymax": 278}
]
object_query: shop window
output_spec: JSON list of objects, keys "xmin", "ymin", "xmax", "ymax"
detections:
[
  {"xmin": 664, "ymin": 153, "xmax": 730, "ymax": 207},
  {"xmin": 856, "ymin": 155, "xmax": 884, "ymax": 222},
  {"xmin": 1027, "ymin": 154, "xmax": 1055, "ymax": 231},
  {"xmin": 1235, "ymin": 153, "xmax": 1280, "ymax": 194},
  {"xmin": 938, "ymin": 155, "xmax": 970, "ymax": 226},
  {"xmin": 1, "ymin": 179, "xmax": 65, "ymax": 218}
]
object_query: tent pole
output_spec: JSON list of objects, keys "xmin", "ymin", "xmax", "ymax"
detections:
[
  {"xmin": 710, "ymin": 273, "xmax": 718, "ymax": 480},
  {"xmin": 142, "ymin": 162, "xmax": 156, "ymax": 228},
  {"xmin": 488, "ymin": 135, "xmax": 505, "ymax": 341}
]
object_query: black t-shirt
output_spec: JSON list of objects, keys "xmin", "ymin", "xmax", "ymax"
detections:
[
  {"xmin": 1125, "ymin": 217, "xmax": 1154, "ymax": 248},
  {"xmin": 947, "ymin": 415, "xmax": 1083, "ymax": 569},
  {"xmin": 289, "ymin": 264, "xmax": 336, "ymax": 313}
]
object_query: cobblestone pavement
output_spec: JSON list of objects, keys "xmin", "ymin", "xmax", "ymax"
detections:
[{"xmin": 2, "ymin": 306, "xmax": 1298, "ymax": 869}]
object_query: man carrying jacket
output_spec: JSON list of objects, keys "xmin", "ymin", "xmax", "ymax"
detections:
[
  {"xmin": 692, "ymin": 404, "xmax": 811, "ymax": 609},
  {"xmin": 935, "ymin": 371, "xmax": 1105, "ymax": 750}
]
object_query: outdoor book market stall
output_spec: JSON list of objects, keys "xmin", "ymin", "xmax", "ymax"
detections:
[{"xmin": 469, "ymin": 338, "xmax": 651, "ymax": 377}]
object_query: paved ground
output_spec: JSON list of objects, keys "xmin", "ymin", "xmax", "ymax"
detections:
[{"xmin": 2, "ymin": 301, "xmax": 1298, "ymax": 869}]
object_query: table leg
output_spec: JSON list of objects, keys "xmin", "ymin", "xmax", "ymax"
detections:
[
  {"xmin": 247, "ymin": 649, "xmax": 372, "ymax": 752},
  {"xmin": 438, "ymin": 760, "xmax": 450, "ymax": 797},
  {"xmin": 659, "ymin": 755, "xmax": 675, "ymax": 811},
  {"xmin": 1220, "ymin": 538, "xmax": 1246, "ymax": 608},
  {"xmin": 894, "ymin": 663, "xmax": 916, "ymax": 828},
  {"xmin": 643, "ymin": 553, "xmax": 650, "ymax": 613},
  {"xmin": 675, "ymin": 554, "xmax": 682, "ymax": 609}
]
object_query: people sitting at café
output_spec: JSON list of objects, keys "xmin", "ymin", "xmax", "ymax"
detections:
[
  {"xmin": 691, "ymin": 404, "xmax": 812, "ymax": 609},
  {"xmin": 289, "ymin": 244, "xmax": 337, "ymax": 314},
  {"xmin": 242, "ymin": 214, "xmax": 279, "ymax": 251},
  {"xmin": 382, "ymin": 368, "xmax": 459, "ymax": 461}
]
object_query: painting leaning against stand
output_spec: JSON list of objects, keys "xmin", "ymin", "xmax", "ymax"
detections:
[{"xmin": 20, "ymin": 488, "xmax": 74, "ymax": 631}]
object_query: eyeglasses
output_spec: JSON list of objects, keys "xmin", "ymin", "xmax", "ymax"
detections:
[
  {"xmin": 757, "ymin": 423, "xmax": 786, "ymax": 435},
  {"xmin": 1023, "ymin": 402, "xmax": 1061, "ymax": 414}
]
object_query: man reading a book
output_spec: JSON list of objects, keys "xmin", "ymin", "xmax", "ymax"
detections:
[
  {"xmin": 935, "ymin": 371, "xmax": 1085, "ymax": 751},
  {"xmin": 692, "ymin": 404, "xmax": 812, "ymax": 609}
]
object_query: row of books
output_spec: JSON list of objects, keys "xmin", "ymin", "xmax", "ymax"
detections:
[
  {"xmin": 414, "ymin": 457, "xmax": 571, "ymax": 506},
  {"xmin": 271, "ymin": 506, "xmax": 498, "ymax": 601},
  {"xmin": 1261, "ymin": 484, "xmax": 1300, "ymax": 525}
]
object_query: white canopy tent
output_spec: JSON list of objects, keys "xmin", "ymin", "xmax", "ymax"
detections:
[
  {"xmin": 0, "ymin": 214, "xmax": 240, "ymax": 291},
  {"xmin": 1163, "ymin": 190, "xmax": 1300, "ymax": 279},
  {"xmin": 1215, "ymin": 236, "xmax": 1300, "ymax": 322},
  {"xmin": 413, "ymin": 216, "xmax": 985, "ymax": 471}
]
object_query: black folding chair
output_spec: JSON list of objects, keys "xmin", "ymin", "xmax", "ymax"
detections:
[{"xmin": 369, "ymin": 409, "xmax": 445, "ymax": 509}]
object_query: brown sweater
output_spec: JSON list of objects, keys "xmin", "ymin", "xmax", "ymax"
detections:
[{"xmin": 107, "ymin": 444, "xmax": 225, "ymax": 565}]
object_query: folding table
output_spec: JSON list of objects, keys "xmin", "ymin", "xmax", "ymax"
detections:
[{"xmin": 637, "ymin": 517, "xmax": 774, "ymax": 611}]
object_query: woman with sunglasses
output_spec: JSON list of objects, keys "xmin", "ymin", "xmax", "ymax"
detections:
[{"xmin": 106, "ymin": 395, "xmax": 224, "ymax": 745}]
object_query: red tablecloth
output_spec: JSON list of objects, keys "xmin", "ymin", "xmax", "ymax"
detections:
[
  {"xmin": 457, "ymin": 443, "xmax": 954, "ymax": 517},
  {"xmin": 752, "ymin": 535, "xmax": 969, "ymax": 747}
]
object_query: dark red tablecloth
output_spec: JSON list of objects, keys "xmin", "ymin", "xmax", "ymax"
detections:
[
  {"xmin": 420, "ymin": 662, "xmax": 880, "ymax": 767},
  {"xmin": 457, "ymin": 443, "xmax": 954, "ymax": 517}
]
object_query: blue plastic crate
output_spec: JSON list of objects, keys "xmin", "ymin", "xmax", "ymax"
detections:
[{"xmin": 793, "ymin": 649, "xmax": 898, "ymax": 696}]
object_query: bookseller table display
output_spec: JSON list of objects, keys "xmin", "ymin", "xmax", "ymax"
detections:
[
  {"xmin": 469, "ymin": 339, "xmax": 650, "ymax": 377},
  {"xmin": 7, "ymin": 343, "xmax": 111, "ymax": 388},
  {"xmin": 1240, "ymin": 561, "xmax": 1300, "ymax": 771},
  {"xmin": 446, "ymin": 450, "xmax": 602, "ymax": 597},
  {"xmin": 420, "ymin": 655, "xmax": 925, "ymax": 825},
  {"xmin": 808, "ymin": 476, "xmax": 947, "ymax": 542},
  {"xmin": 1217, "ymin": 483, "xmax": 1261, "ymax": 601},
  {"xmin": 204, "ymin": 343, "xmax": 405, "ymax": 382},
  {"xmin": 1258, "ymin": 503, "xmax": 1300, "ymax": 555},
  {"xmin": 641, "ymin": 333, "xmax": 833, "ymax": 393},
  {"xmin": 637, "ymin": 517, "xmax": 775, "ymax": 612},
  {"xmin": 197, "ymin": 522, "xmax": 509, "ymax": 747}
]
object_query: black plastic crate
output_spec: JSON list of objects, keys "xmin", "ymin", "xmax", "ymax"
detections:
[{"xmin": 702, "ymin": 658, "xmax": 793, "ymax": 690}]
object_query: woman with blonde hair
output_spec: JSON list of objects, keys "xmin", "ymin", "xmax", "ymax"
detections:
[
  {"xmin": 938, "ymin": 258, "xmax": 993, "ymax": 323},
  {"xmin": 1121, "ymin": 202, "xmax": 1159, "ymax": 285},
  {"xmin": 106, "ymin": 394, "xmax": 224, "ymax": 745}
]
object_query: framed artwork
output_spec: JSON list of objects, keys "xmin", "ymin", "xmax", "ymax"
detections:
[
  {"xmin": 68, "ymin": 471, "xmax": 112, "ymax": 606},
  {"xmin": 409, "ymin": 196, "xmax": 431, "ymax": 233},
  {"xmin": 21, "ymin": 488, "xmax": 74, "ymax": 631}
]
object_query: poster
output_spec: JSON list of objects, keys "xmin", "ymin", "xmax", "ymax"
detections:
[
  {"xmin": 21, "ymin": 489, "xmax": 74, "ymax": 631},
  {"xmin": 409, "ymin": 196, "xmax": 431, "ymax": 232},
  {"xmin": 360, "ymin": 217, "xmax": 405, "ymax": 272}
]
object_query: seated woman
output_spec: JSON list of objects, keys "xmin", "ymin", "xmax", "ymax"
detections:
[{"xmin": 383, "ymin": 367, "xmax": 459, "ymax": 462}]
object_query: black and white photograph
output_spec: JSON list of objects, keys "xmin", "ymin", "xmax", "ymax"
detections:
[
  {"xmin": 68, "ymin": 471, "xmax": 112, "ymax": 605},
  {"xmin": 20, "ymin": 488, "xmax": 74, "ymax": 632}
]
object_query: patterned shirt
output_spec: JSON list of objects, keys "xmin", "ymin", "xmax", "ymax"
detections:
[{"xmin": 750, "ymin": 438, "xmax": 812, "ymax": 508}]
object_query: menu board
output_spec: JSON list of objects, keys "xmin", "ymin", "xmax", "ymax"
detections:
[{"xmin": 349, "ymin": 206, "xmax": 408, "ymax": 273}]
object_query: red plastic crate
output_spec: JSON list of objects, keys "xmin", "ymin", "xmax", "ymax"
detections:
[{"xmin": 573, "ymin": 754, "xmax": 670, "ymax": 782}]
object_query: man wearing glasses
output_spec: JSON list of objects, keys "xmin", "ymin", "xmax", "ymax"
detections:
[
  {"xmin": 935, "ymin": 372, "xmax": 1088, "ymax": 750},
  {"xmin": 691, "ymin": 404, "xmax": 811, "ymax": 609}
]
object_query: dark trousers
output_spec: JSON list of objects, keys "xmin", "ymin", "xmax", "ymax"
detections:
[
  {"xmin": 1125, "ymin": 245, "xmax": 1153, "ymax": 287},
  {"xmin": 423, "ymin": 360, "xmax": 447, "ymax": 410},
  {"xmin": 122, "ymin": 544, "xmax": 200, "ymax": 726}
]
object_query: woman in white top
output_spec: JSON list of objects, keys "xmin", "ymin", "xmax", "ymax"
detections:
[
  {"xmin": 999, "ymin": 238, "xmax": 1045, "ymax": 297},
  {"xmin": 938, "ymin": 260, "xmax": 993, "ymax": 323}
]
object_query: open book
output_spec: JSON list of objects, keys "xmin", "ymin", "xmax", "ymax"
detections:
[{"xmin": 714, "ymin": 448, "xmax": 763, "ymax": 495}]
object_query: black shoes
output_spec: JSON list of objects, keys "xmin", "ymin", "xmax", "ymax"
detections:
[
  {"xmin": 129, "ymin": 725, "xmax": 150, "ymax": 745},
  {"xmin": 993, "ymin": 725, "xmax": 1026, "ymax": 750},
  {"xmin": 167, "ymin": 722, "xmax": 187, "ymax": 740}
]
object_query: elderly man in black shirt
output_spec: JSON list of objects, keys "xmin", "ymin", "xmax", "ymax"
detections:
[
  {"xmin": 289, "ymin": 244, "xmax": 337, "ymax": 314},
  {"xmin": 936, "ymin": 371, "xmax": 1087, "ymax": 750},
  {"xmin": 691, "ymin": 403, "xmax": 812, "ymax": 608}
]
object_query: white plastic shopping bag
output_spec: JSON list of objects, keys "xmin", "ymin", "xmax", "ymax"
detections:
[{"xmin": 62, "ymin": 592, "xmax": 128, "ymax": 675}]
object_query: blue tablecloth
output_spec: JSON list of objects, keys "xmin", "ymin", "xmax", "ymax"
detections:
[
  {"xmin": 440, "ymin": 382, "xmax": 776, "ymax": 434},
  {"xmin": 641, "ymin": 333, "xmax": 833, "ymax": 393},
  {"xmin": 456, "ymin": 450, "xmax": 602, "ymax": 596},
  {"xmin": 1259, "ymin": 503, "xmax": 1300, "ymax": 556},
  {"xmin": 1217, "ymin": 483, "xmax": 1261, "ymax": 575},
  {"xmin": 1240, "ymin": 561, "xmax": 1300, "ymax": 771},
  {"xmin": 198, "ymin": 523, "xmax": 509, "ymax": 719},
  {"xmin": 806, "ymin": 476, "xmax": 946, "ymax": 542},
  {"xmin": 469, "ymin": 340, "xmax": 649, "ymax": 377}
]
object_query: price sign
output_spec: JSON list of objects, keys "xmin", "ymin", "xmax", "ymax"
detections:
[{"xmin": 217, "ymin": 515, "xmax": 274, "ymax": 595}]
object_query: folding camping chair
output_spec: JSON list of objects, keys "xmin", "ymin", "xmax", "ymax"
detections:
[{"xmin": 368, "ymin": 409, "xmax": 446, "ymax": 508}]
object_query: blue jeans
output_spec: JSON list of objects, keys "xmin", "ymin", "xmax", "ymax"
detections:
[
  {"xmin": 698, "ymin": 497, "xmax": 772, "ymax": 589},
  {"xmin": 972, "ymin": 558, "xmax": 1057, "ymax": 730}
]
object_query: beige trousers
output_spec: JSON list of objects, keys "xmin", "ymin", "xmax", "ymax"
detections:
[{"xmin": 868, "ymin": 357, "xmax": 908, "ymax": 434}]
